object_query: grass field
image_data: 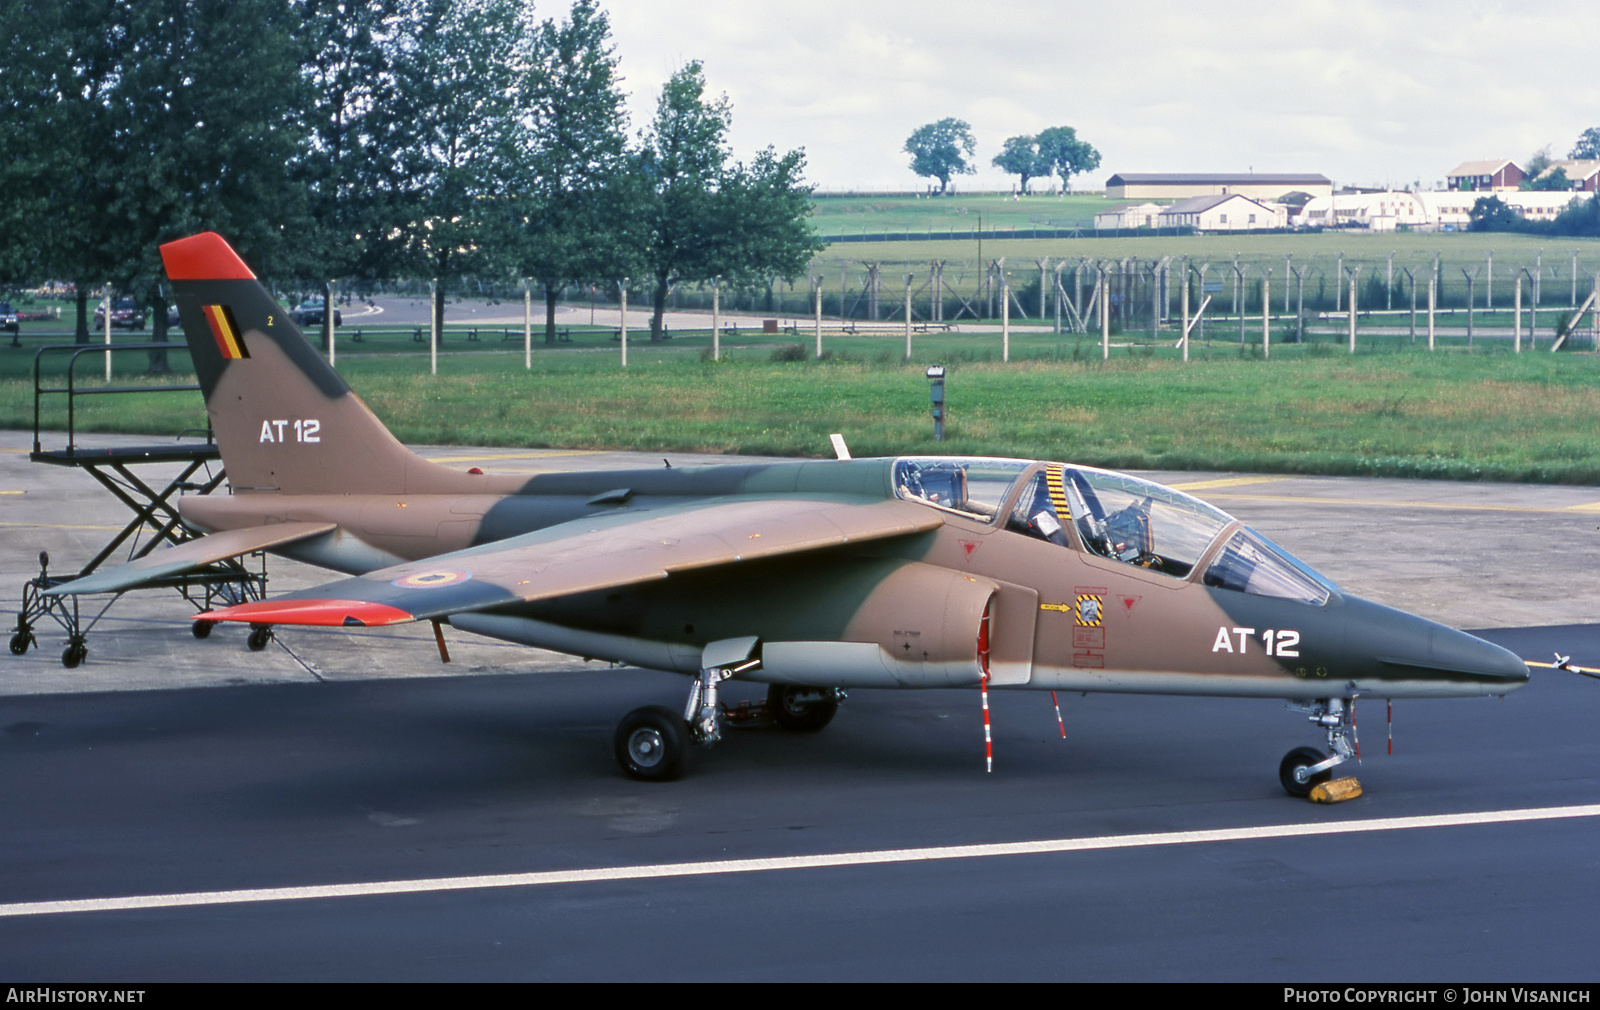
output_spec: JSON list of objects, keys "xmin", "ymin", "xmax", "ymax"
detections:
[
  {"xmin": 11, "ymin": 326, "xmax": 1600, "ymax": 484},
  {"xmin": 809, "ymin": 191, "xmax": 1105, "ymax": 238}
]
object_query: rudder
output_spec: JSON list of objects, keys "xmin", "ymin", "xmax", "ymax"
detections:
[{"xmin": 161, "ymin": 232, "xmax": 478, "ymax": 497}]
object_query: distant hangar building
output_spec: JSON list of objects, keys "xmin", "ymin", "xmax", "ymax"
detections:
[{"xmin": 1104, "ymin": 172, "xmax": 1332, "ymax": 201}]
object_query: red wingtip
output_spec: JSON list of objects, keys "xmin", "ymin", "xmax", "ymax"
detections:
[
  {"xmin": 160, "ymin": 232, "xmax": 256, "ymax": 281},
  {"xmin": 198, "ymin": 599, "xmax": 415, "ymax": 627}
]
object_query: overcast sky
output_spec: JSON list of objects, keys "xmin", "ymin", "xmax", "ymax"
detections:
[{"xmin": 594, "ymin": 0, "xmax": 1600, "ymax": 193}]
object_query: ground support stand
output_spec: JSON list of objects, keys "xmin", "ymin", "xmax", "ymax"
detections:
[{"xmin": 11, "ymin": 445, "xmax": 268, "ymax": 667}]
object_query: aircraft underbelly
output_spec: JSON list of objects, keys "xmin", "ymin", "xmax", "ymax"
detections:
[{"xmin": 1027, "ymin": 665, "xmax": 1508, "ymax": 699}]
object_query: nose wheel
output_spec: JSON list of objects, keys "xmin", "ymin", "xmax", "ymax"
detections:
[
  {"xmin": 1281, "ymin": 698, "xmax": 1359, "ymax": 799},
  {"xmin": 1279, "ymin": 746, "xmax": 1332, "ymax": 798}
]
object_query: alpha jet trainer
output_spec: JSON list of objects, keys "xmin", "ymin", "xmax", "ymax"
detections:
[{"xmin": 53, "ymin": 232, "xmax": 1529, "ymax": 795}]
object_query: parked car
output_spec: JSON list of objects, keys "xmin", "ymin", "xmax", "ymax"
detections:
[
  {"xmin": 93, "ymin": 296, "xmax": 147, "ymax": 330},
  {"xmin": 289, "ymin": 298, "xmax": 342, "ymax": 328},
  {"xmin": 0, "ymin": 302, "xmax": 17, "ymax": 334}
]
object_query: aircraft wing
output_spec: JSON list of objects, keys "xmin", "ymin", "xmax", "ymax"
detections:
[
  {"xmin": 197, "ymin": 497, "xmax": 943, "ymax": 627},
  {"xmin": 44, "ymin": 521, "xmax": 338, "ymax": 596}
]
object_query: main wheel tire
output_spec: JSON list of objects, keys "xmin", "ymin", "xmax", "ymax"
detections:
[
  {"xmin": 9, "ymin": 632, "xmax": 29, "ymax": 655},
  {"xmin": 1279, "ymin": 746, "xmax": 1331, "ymax": 798},
  {"xmin": 768, "ymin": 684, "xmax": 838, "ymax": 733},
  {"xmin": 615, "ymin": 705, "xmax": 688, "ymax": 781},
  {"xmin": 192, "ymin": 620, "xmax": 215, "ymax": 640},
  {"xmin": 61, "ymin": 644, "xmax": 86, "ymax": 669},
  {"xmin": 247, "ymin": 626, "xmax": 272, "ymax": 652}
]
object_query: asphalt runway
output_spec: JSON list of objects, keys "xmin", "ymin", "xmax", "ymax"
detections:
[{"xmin": 3, "ymin": 432, "xmax": 1600, "ymax": 981}]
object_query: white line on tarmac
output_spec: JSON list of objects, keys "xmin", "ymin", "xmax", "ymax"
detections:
[{"xmin": 4, "ymin": 803, "xmax": 1596, "ymax": 919}]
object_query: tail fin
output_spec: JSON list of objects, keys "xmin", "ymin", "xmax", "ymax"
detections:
[{"xmin": 161, "ymin": 232, "xmax": 476, "ymax": 496}]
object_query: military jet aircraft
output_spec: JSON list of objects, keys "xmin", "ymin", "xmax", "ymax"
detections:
[{"xmin": 53, "ymin": 232, "xmax": 1530, "ymax": 795}]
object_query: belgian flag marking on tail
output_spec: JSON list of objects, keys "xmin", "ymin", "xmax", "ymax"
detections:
[{"xmin": 202, "ymin": 304, "xmax": 249, "ymax": 359}]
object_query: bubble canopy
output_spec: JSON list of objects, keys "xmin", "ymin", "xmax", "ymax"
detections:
[{"xmin": 892, "ymin": 457, "xmax": 1336, "ymax": 607}]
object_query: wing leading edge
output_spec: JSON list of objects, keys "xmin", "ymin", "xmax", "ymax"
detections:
[
  {"xmin": 44, "ymin": 521, "xmax": 338, "ymax": 596},
  {"xmin": 198, "ymin": 496, "xmax": 944, "ymax": 627}
]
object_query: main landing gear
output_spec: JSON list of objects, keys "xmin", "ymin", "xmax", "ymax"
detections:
[
  {"xmin": 1280, "ymin": 698, "xmax": 1359, "ymax": 800},
  {"xmin": 613, "ymin": 653, "xmax": 844, "ymax": 780}
]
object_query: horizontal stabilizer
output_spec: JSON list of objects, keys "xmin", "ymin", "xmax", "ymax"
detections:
[
  {"xmin": 46, "ymin": 521, "xmax": 336, "ymax": 596},
  {"xmin": 199, "ymin": 496, "xmax": 942, "ymax": 626}
]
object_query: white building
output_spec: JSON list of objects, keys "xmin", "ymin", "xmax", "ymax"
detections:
[
  {"xmin": 1293, "ymin": 190, "xmax": 1586, "ymax": 230},
  {"xmin": 1156, "ymin": 194, "xmax": 1286, "ymax": 231},
  {"xmin": 1295, "ymin": 192, "xmax": 1434, "ymax": 231},
  {"xmin": 1092, "ymin": 202, "xmax": 1165, "ymax": 229}
]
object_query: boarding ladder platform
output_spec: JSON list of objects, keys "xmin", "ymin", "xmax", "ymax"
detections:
[{"xmin": 9, "ymin": 342, "xmax": 267, "ymax": 667}]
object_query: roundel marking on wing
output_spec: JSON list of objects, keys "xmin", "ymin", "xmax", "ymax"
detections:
[{"xmin": 393, "ymin": 570, "xmax": 473, "ymax": 589}]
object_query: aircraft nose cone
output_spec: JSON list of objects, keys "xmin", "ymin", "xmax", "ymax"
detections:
[
  {"xmin": 1339, "ymin": 595, "xmax": 1530, "ymax": 692},
  {"xmin": 1425, "ymin": 623, "xmax": 1531, "ymax": 687}
]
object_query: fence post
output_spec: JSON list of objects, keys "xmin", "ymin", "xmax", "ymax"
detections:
[
  {"xmin": 1403, "ymin": 268, "xmax": 1417, "ymax": 344},
  {"xmin": 619, "ymin": 280, "xmax": 628, "ymax": 369},
  {"xmin": 523, "ymin": 278, "xmax": 531, "ymax": 370},
  {"xmin": 429, "ymin": 278, "xmax": 438, "ymax": 376},
  {"xmin": 1181, "ymin": 267, "xmax": 1190, "ymax": 363},
  {"xmin": 325, "ymin": 280, "xmax": 336, "ymax": 366},
  {"xmin": 904, "ymin": 274, "xmax": 914, "ymax": 362},
  {"xmin": 1002, "ymin": 270, "xmax": 1011, "ymax": 363},
  {"xmin": 1234, "ymin": 259, "xmax": 1248, "ymax": 344},
  {"xmin": 1525, "ymin": 267, "xmax": 1538, "ymax": 346},
  {"xmin": 1463, "ymin": 269, "xmax": 1478, "ymax": 346},
  {"xmin": 1428, "ymin": 273, "xmax": 1436, "ymax": 351},
  {"xmin": 1037, "ymin": 258, "xmax": 1049, "ymax": 320},
  {"xmin": 813, "ymin": 276, "xmax": 823, "ymax": 359},
  {"xmin": 1054, "ymin": 262, "xmax": 1066, "ymax": 334},
  {"xmin": 1262, "ymin": 273, "xmax": 1270, "ymax": 359},
  {"xmin": 102, "ymin": 286, "xmax": 111, "ymax": 382},
  {"xmin": 1098, "ymin": 265, "xmax": 1109, "ymax": 360},
  {"xmin": 1347, "ymin": 269, "xmax": 1358, "ymax": 354},
  {"xmin": 1514, "ymin": 276, "xmax": 1522, "ymax": 353},
  {"xmin": 711, "ymin": 279, "xmax": 720, "ymax": 362}
]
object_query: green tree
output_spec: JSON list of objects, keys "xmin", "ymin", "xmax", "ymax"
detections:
[
  {"xmin": 1523, "ymin": 167, "xmax": 1571, "ymax": 191},
  {"xmin": 1523, "ymin": 144, "xmax": 1554, "ymax": 181},
  {"xmin": 0, "ymin": 0, "xmax": 133, "ymax": 341},
  {"xmin": 637, "ymin": 62, "xmax": 731, "ymax": 343},
  {"xmin": 293, "ymin": 0, "xmax": 412, "ymax": 284},
  {"xmin": 713, "ymin": 147, "xmax": 823, "ymax": 292},
  {"xmin": 384, "ymin": 0, "xmax": 535, "ymax": 339},
  {"xmin": 98, "ymin": 0, "xmax": 313, "ymax": 369},
  {"xmin": 1035, "ymin": 125, "xmax": 1100, "ymax": 191},
  {"xmin": 1570, "ymin": 128, "xmax": 1600, "ymax": 161},
  {"xmin": 1551, "ymin": 192, "xmax": 1600, "ymax": 237},
  {"xmin": 904, "ymin": 119, "xmax": 975, "ymax": 195},
  {"xmin": 992, "ymin": 135, "xmax": 1043, "ymax": 194},
  {"xmin": 637, "ymin": 62, "xmax": 821, "ymax": 343},
  {"xmin": 509, "ymin": 0, "xmax": 636, "ymax": 345},
  {"xmin": 1468, "ymin": 195, "xmax": 1523, "ymax": 232}
]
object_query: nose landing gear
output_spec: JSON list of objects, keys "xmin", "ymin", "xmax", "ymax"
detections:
[{"xmin": 1281, "ymin": 698, "xmax": 1361, "ymax": 800}]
